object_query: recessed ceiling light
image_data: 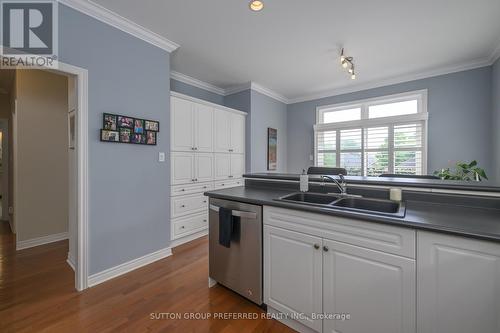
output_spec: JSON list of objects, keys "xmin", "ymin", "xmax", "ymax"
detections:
[{"xmin": 249, "ymin": 0, "xmax": 264, "ymax": 12}]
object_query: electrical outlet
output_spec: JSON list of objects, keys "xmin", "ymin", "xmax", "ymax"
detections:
[
  {"xmin": 309, "ymin": 154, "xmax": 314, "ymax": 161},
  {"xmin": 158, "ymin": 152, "xmax": 165, "ymax": 162},
  {"xmin": 8, "ymin": 206, "xmax": 13, "ymax": 214}
]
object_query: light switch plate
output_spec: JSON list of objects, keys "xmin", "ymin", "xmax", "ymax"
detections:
[{"xmin": 158, "ymin": 152, "xmax": 165, "ymax": 162}]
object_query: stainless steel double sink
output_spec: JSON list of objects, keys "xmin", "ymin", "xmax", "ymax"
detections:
[{"xmin": 275, "ymin": 192, "xmax": 406, "ymax": 218}]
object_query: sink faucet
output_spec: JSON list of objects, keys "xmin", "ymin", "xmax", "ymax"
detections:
[{"xmin": 321, "ymin": 174, "xmax": 348, "ymax": 196}]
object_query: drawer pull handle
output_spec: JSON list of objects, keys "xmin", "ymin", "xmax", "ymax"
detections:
[
  {"xmin": 203, "ymin": 219, "xmax": 207, "ymax": 222},
  {"xmin": 323, "ymin": 246, "xmax": 329, "ymax": 252},
  {"xmin": 181, "ymin": 226, "xmax": 185, "ymax": 229},
  {"xmin": 203, "ymin": 201, "xmax": 207, "ymax": 203},
  {"xmin": 181, "ymin": 189, "xmax": 185, "ymax": 191},
  {"xmin": 313, "ymin": 244, "xmax": 320, "ymax": 250},
  {"xmin": 181, "ymin": 205, "xmax": 185, "ymax": 208}
]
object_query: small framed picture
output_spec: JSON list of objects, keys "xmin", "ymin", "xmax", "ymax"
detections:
[
  {"xmin": 68, "ymin": 110, "xmax": 76, "ymax": 149},
  {"xmin": 146, "ymin": 131, "xmax": 157, "ymax": 145},
  {"xmin": 117, "ymin": 115, "xmax": 134, "ymax": 129},
  {"xmin": 101, "ymin": 129, "xmax": 119, "ymax": 142},
  {"xmin": 119, "ymin": 128, "xmax": 131, "ymax": 143},
  {"xmin": 145, "ymin": 120, "xmax": 159, "ymax": 132},
  {"xmin": 131, "ymin": 133, "xmax": 145, "ymax": 144},
  {"xmin": 134, "ymin": 119, "xmax": 144, "ymax": 134},
  {"xmin": 103, "ymin": 113, "xmax": 117, "ymax": 130}
]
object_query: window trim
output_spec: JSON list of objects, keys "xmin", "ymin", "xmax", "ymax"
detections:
[{"xmin": 314, "ymin": 90, "xmax": 428, "ymax": 176}]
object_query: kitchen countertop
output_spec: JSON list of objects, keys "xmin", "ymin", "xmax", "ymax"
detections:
[
  {"xmin": 244, "ymin": 173, "xmax": 500, "ymax": 193},
  {"xmin": 205, "ymin": 186, "xmax": 500, "ymax": 243}
]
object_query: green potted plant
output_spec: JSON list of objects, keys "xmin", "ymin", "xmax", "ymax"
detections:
[{"xmin": 434, "ymin": 160, "xmax": 488, "ymax": 181}]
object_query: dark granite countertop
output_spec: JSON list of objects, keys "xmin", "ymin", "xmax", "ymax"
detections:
[
  {"xmin": 205, "ymin": 186, "xmax": 500, "ymax": 243},
  {"xmin": 244, "ymin": 173, "xmax": 500, "ymax": 192}
]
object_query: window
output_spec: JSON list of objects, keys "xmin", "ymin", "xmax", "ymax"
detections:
[{"xmin": 314, "ymin": 90, "xmax": 427, "ymax": 176}]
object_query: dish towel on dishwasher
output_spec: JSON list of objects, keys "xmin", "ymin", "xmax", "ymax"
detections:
[{"xmin": 218, "ymin": 207, "xmax": 233, "ymax": 248}]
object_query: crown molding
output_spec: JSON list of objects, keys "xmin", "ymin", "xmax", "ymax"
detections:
[
  {"xmin": 223, "ymin": 82, "xmax": 252, "ymax": 96},
  {"xmin": 489, "ymin": 41, "xmax": 500, "ymax": 64},
  {"xmin": 288, "ymin": 57, "xmax": 493, "ymax": 104},
  {"xmin": 58, "ymin": 0, "xmax": 180, "ymax": 53},
  {"xmin": 249, "ymin": 82, "xmax": 289, "ymax": 104},
  {"xmin": 171, "ymin": 71, "xmax": 226, "ymax": 95}
]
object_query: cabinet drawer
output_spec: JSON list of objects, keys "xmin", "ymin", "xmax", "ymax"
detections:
[
  {"xmin": 171, "ymin": 193, "xmax": 208, "ymax": 218},
  {"xmin": 264, "ymin": 206, "xmax": 416, "ymax": 258},
  {"xmin": 172, "ymin": 213, "xmax": 208, "ymax": 240},
  {"xmin": 214, "ymin": 178, "xmax": 243, "ymax": 190},
  {"xmin": 171, "ymin": 182, "xmax": 214, "ymax": 197}
]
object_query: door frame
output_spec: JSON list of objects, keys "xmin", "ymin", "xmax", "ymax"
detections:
[
  {"xmin": 0, "ymin": 118, "xmax": 9, "ymax": 222},
  {"xmin": 43, "ymin": 62, "xmax": 89, "ymax": 291}
]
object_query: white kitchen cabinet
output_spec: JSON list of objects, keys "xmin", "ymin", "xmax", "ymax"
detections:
[
  {"xmin": 171, "ymin": 96, "xmax": 214, "ymax": 152},
  {"xmin": 230, "ymin": 154, "xmax": 245, "ymax": 179},
  {"xmin": 323, "ymin": 239, "xmax": 416, "ymax": 333},
  {"xmin": 264, "ymin": 225, "xmax": 323, "ymax": 332},
  {"xmin": 194, "ymin": 103, "xmax": 213, "ymax": 152},
  {"xmin": 170, "ymin": 92, "xmax": 246, "ymax": 247},
  {"xmin": 195, "ymin": 153, "xmax": 214, "ymax": 183},
  {"xmin": 417, "ymin": 231, "xmax": 500, "ymax": 333},
  {"xmin": 171, "ymin": 193, "xmax": 208, "ymax": 218},
  {"xmin": 214, "ymin": 109, "xmax": 232, "ymax": 152},
  {"xmin": 214, "ymin": 153, "xmax": 231, "ymax": 180},
  {"xmin": 171, "ymin": 97, "xmax": 195, "ymax": 152},
  {"xmin": 230, "ymin": 113, "xmax": 245, "ymax": 153},
  {"xmin": 214, "ymin": 153, "xmax": 244, "ymax": 180},
  {"xmin": 172, "ymin": 152, "xmax": 213, "ymax": 185},
  {"xmin": 171, "ymin": 152, "xmax": 195, "ymax": 185}
]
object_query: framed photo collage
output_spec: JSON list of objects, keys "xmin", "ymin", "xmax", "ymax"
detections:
[{"xmin": 101, "ymin": 113, "xmax": 159, "ymax": 146}]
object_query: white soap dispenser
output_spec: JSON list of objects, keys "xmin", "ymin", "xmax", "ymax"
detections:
[{"xmin": 300, "ymin": 169, "xmax": 309, "ymax": 192}]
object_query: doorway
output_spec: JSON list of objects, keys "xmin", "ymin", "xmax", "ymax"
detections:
[{"xmin": 0, "ymin": 62, "xmax": 89, "ymax": 291}]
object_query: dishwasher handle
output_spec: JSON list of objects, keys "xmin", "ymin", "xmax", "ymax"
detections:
[{"xmin": 209, "ymin": 204, "xmax": 257, "ymax": 219}]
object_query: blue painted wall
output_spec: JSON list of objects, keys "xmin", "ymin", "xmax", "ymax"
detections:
[
  {"xmin": 59, "ymin": 5, "xmax": 171, "ymax": 275},
  {"xmin": 250, "ymin": 90, "xmax": 287, "ymax": 173},
  {"xmin": 170, "ymin": 79, "xmax": 225, "ymax": 105},
  {"xmin": 287, "ymin": 67, "xmax": 493, "ymax": 176},
  {"xmin": 492, "ymin": 59, "xmax": 500, "ymax": 181}
]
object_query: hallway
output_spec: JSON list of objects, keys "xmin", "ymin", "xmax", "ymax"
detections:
[{"xmin": 0, "ymin": 229, "xmax": 292, "ymax": 332}]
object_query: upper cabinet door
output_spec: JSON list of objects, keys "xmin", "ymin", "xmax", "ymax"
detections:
[
  {"xmin": 171, "ymin": 97, "xmax": 195, "ymax": 152},
  {"xmin": 417, "ymin": 231, "xmax": 500, "ymax": 333},
  {"xmin": 264, "ymin": 225, "xmax": 323, "ymax": 332},
  {"xmin": 230, "ymin": 113, "xmax": 245, "ymax": 154},
  {"xmin": 214, "ymin": 109, "xmax": 232, "ymax": 153},
  {"xmin": 194, "ymin": 104, "xmax": 213, "ymax": 152},
  {"xmin": 195, "ymin": 153, "xmax": 214, "ymax": 183},
  {"xmin": 171, "ymin": 152, "xmax": 195, "ymax": 185},
  {"xmin": 323, "ymin": 239, "xmax": 416, "ymax": 333}
]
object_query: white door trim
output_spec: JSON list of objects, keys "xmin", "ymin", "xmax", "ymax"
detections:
[{"xmin": 46, "ymin": 62, "xmax": 89, "ymax": 291}]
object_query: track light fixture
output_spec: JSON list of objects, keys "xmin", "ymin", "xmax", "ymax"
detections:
[{"xmin": 340, "ymin": 48, "xmax": 356, "ymax": 80}]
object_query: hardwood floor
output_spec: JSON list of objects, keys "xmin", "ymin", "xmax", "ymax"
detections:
[{"xmin": 0, "ymin": 224, "xmax": 295, "ymax": 332}]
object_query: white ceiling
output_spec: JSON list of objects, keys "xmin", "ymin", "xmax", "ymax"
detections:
[{"xmin": 93, "ymin": 0, "xmax": 500, "ymax": 101}]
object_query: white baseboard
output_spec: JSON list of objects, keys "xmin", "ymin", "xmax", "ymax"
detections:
[
  {"xmin": 67, "ymin": 252, "xmax": 76, "ymax": 271},
  {"xmin": 88, "ymin": 247, "xmax": 172, "ymax": 287},
  {"xmin": 16, "ymin": 232, "xmax": 68, "ymax": 250},
  {"xmin": 170, "ymin": 229, "xmax": 208, "ymax": 248}
]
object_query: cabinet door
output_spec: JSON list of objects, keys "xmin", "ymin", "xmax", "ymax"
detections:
[
  {"xmin": 171, "ymin": 152, "xmax": 194, "ymax": 185},
  {"xmin": 171, "ymin": 97, "xmax": 194, "ymax": 151},
  {"xmin": 230, "ymin": 154, "xmax": 245, "ymax": 178},
  {"xmin": 417, "ymin": 231, "xmax": 500, "ymax": 333},
  {"xmin": 323, "ymin": 239, "xmax": 416, "ymax": 333},
  {"xmin": 195, "ymin": 153, "xmax": 214, "ymax": 183},
  {"xmin": 214, "ymin": 109, "xmax": 231, "ymax": 153},
  {"xmin": 264, "ymin": 225, "xmax": 323, "ymax": 332},
  {"xmin": 214, "ymin": 153, "xmax": 231, "ymax": 180},
  {"xmin": 230, "ymin": 113, "xmax": 245, "ymax": 153},
  {"xmin": 194, "ymin": 103, "xmax": 213, "ymax": 152}
]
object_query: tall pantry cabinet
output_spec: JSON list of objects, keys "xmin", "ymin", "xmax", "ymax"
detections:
[{"xmin": 170, "ymin": 92, "xmax": 246, "ymax": 246}]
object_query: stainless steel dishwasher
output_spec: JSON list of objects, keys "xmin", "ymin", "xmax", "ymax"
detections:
[{"xmin": 208, "ymin": 198, "xmax": 263, "ymax": 305}]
